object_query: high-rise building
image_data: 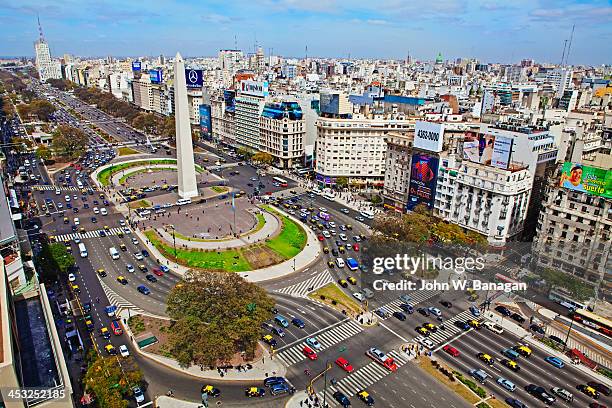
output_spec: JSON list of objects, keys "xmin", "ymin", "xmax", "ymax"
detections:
[
  {"xmin": 234, "ymin": 80, "xmax": 269, "ymax": 150},
  {"xmin": 259, "ymin": 101, "xmax": 305, "ymax": 168},
  {"xmin": 34, "ymin": 18, "xmax": 61, "ymax": 82}
]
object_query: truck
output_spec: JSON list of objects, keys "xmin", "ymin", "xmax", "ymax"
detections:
[{"xmin": 78, "ymin": 243, "xmax": 88, "ymax": 258}]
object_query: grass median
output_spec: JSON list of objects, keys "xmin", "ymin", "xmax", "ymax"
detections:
[
  {"xmin": 211, "ymin": 186, "xmax": 228, "ymax": 194},
  {"xmin": 261, "ymin": 205, "xmax": 306, "ymax": 259},
  {"xmin": 417, "ymin": 357, "xmax": 481, "ymax": 405},
  {"xmin": 119, "ymin": 167, "xmax": 175, "ymax": 185},
  {"xmin": 117, "ymin": 147, "xmax": 139, "ymax": 156},
  {"xmin": 308, "ymin": 283, "xmax": 362, "ymax": 315},
  {"xmin": 98, "ymin": 159, "xmax": 204, "ymax": 186}
]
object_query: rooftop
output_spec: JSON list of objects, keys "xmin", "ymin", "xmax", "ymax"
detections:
[{"xmin": 0, "ymin": 185, "xmax": 16, "ymax": 246}]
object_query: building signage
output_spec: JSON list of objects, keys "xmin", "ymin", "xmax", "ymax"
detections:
[
  {"xmin": 185, "ymin": 69, "xmax": 203, "ymax": 89},
  {"xmin": 149, "ymin": 69, "xmax": 162, "ymax": 84},
  {"xmin": 199, "ymin": 104, "xmax": 212, "ymax": 140},
  {"xmin": 131, "ymin": 61, "xmax": 141, "ymax": 71},
  {"xmin": 407, "ymin": 153, "xmax": 439, "ymax": 210},
  {"xmin": 413, "ymin": 121, "xmax": 444, "ymax": 152},
  {"xmin": 240, "ymin": 80, "xmax": 269, "ymax": 97},
  {"xmin": 463, "ymin": 132, "xmax": 496, "ymax": 166},
  {"xmin": 491, "ymin": 135, "xmax": 513, "ymax": 169},
  {"xmin": 559, "ymin": 162, "xmax": 612, "ymax": 198}
]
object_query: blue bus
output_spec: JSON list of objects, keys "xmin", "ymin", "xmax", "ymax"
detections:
[{"xmin": 346, "ymin": 258, "xmax": 359, "ymax": 271}]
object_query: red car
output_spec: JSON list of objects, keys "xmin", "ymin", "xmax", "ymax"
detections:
[
  {"xmin": 302, "ymin": 346, "xmax": 317, "ymax": 360},
  {"xmin": 335, "ymin": 357, "xmax": 354, "ymax": 373},
  {"xmin": 443, "ymin": 345, "xmax": 460, "ymax": 357},
  {"xmin": 152, "ymin": 268, "xmax": 164, "ymax": 277},
  {"xmin": 110, "ymin": 320, "xmax": 123, "ymax": 336},
  {"xmin": 353, "ymin": 244, "xmax": 360, "ymax": 251},
  {"xmin": 317, "ymin": 235, "xmax": 324, "ymax": 241}
]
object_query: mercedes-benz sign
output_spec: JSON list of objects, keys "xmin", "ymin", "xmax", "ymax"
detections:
[{"xmin": 185, "ymin": 69, "xmax": 203, "ymax": 89}]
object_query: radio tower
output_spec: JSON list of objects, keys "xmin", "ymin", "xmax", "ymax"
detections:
[{"xmin": 37, "ymin": 13, "xmax": 45, "ymax": 42}]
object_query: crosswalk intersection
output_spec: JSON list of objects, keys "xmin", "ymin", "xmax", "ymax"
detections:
[
  {"xmin": 33, "ymin": 184, "xmax": 83, "ymax": 191},
  {"xmin": 376, "ymin": 289, "xmax": 441, "ymax": 319},
  {"xmin": 98, "ymin": 277, "xmax": 145, "ymax": 314},
  {"xmin": 414, "ymin": 309, "xmax": 480, "ymax": 348},
  {"xmin": 315, "ymin": 349, "xmax": 411, "ymax": 405},
  {"xmin": 275, "ymin": 319, "xmax": 363, "ymax": 367},
  {"xmin": 52, "ymin": 227, "xmax": 128, "ymax": 242},
  {"xmin": 274, "ymin": 270, "xmax": 333, "ymax": 297}
]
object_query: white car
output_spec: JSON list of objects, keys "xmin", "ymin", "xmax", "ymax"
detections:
[
  {"xmin": 55, "ymin": 189, "xmax": 61, "ymax": 195},
  {"xmin": 119, "ymin": 345, "xmax": 130, "ymax": 357},
  {"xmin": 100, "ymin": 208, "xmax": 108, "ymax": 216},
  {"xmin": 322, "ymin": 230, "xmax": 331, "ymax": 238},
  {"xmin": 68, "ymin": 273, "xmax": 76, "ymax": 282},
  {"xmin": 73, "ymin": 217, "xmax": 80, "ymax": 226},
  {"xmin": 134, "ymin": 253, "xmax": 144, "ymax": 261},
  {"xmin": 119, "ymin": 219, "xmax": 126, "ymax": 226},
  {"xmin": 418, "ymin": 338, "xmax": 435, "ymax": 349},
  {"xmin": 319, "ymin": 207, "xmax": 327, "ymax": 212},
  {"xmin": 353, "ymin": 292, "xmax": 365, "ymax": 302},
  {"xmin": 64, "ymin": 195, "xmax": 71, "ymax": 202},
  {"xmin": 328, "ymin": 222, "xmax": 336, "ymax": 228},
  {"xmin": 483, "ymin": 321, "xmax": 504, "ymax": 334},
  {"xmin": 339, "ymin": 234, "xmax": 348, "ymax": 241},
  {"xmin": 93, "ymin": 207, "xmax": 100, "ymax": 214},
  {"xmin": 131, "ymin": 238, "xmax": 139, "ymax": 245},
  {"xmin": 428, "ymin": 307, "xmax": 442, "ymax": 317}
]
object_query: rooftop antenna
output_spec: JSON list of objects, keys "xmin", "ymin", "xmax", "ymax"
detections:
[
  {"xmin": 565, "ymin": 24, "xmax": 575, "ymax": 66},
  {"xmin": 305, "ymin": 45, "xmax": 308, "ymax": 61},
  {"xmin": 234, "ymin": 34, "xmax": 237, "ymax": 50},
  {"xmin": 560, "ymin": 39, "xmax": 567, "ymax": 66},
  {"xmin": 37, "ymin": 13, "xmax": 45, "ymax": 42}
]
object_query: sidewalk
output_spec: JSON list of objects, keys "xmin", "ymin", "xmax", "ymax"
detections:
[
  {"xmin": 155, "ymin": 396, "xmax": 201, "ymax": 408},
  {"xmin": 482, "ymin": 311, "xmax": 610, "ymax": 384}
]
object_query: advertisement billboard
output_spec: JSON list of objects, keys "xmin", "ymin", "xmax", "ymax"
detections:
[
  {"xmin": 463, "ymin": 132, "xmax": 495, "ymax": 166},
  {"xmin": 223, "ymin": 90, "xmax": 236, "ymax": 113},
  {"xmin": 414, "ymin": 121, "xmax": 445, "ymax": 152},
  {"xmin": 559, "ymin": 162, "xmax": 612, "ymax": 198},
  {"xmin": 239, "ymin": 80, "xmax": 269, "ymax": 97},
  {"xmin": 149, "ymin": 69, "xmax": 162, "ymax": 84},
  {"xmin": 132, "ymin": 61, "xmax": 141, "ymax": 71},
  {"xmin": 185, "ymin": 69, "xmax": 203, "ymax": 89},
  {"xmin": 490, "ymin": 135, "xmax": 513, "ymax": 169},
  {"xmin": 199, "ymin": 104, "xmax": 212, "ymax": 140},
  {"xmin": 407, "ymin": 153, "xmax": 439, "ymax": 210}
]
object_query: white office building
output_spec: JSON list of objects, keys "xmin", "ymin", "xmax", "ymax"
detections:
[{"xmin": 34, "ymin": 41, "xmax": 61, "ymax": 82}]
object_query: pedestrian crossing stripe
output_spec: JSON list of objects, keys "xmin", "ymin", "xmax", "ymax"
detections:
[
  {"xmin": 414, "ymin": 309, "xmax": 481, "ymax": 347},
  {"xmin": 275, "ymin": 270, "xmax": 333, "ymax": 297},
  {"xmin": 275, "ymin": 319, "xmax": 363, "ymax": 367},
  {"xmin": 32, "ymin": 185, "xmax": 84, "ymax": 191},
  {"xmin": 52, "ymin": 227, "xmax": 130, "ymax": 242},
  {"xmin": 316, "ymin": 349, "xmax": 411, "ymax": 405},
  {"xmin": 377, "ymin": 289, "xmax": 441, "ymax": 319},
  {"xmin": 98, "ymin": 277, "xmax": 145, "ymax": 314}
]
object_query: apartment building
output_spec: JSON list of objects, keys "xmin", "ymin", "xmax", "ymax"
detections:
[
  {"xmin": 234, "ymin": 80, "xmax": 269, "ymax": 150},
  {"xmin": 382, "ymin": 132, "xmax": 414, "ymax": 211},
  {"xmin": 211, "ymin": 91, "xmax": 236, "ymax": 145},
  {"xmin": 259, "ymin": 101, "xmax": 305, "ymax": 168}
]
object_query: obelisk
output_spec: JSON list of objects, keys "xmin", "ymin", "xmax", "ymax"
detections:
[{"xmin": 174, "ymin": 52, "xmax": 198, "ymax": 199}]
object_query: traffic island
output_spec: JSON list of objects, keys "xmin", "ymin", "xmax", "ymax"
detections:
[
  {"xmin": 308, "ymin": 283, "xmax": 363, "ymax": 317},
  {"xmin": 416, "ymin": 357, "xmax": 481, "ymax": 405}
]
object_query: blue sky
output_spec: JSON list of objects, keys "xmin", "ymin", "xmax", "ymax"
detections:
[{"xmin": 1, "ymin": 0, "xmax": 611, "ymax": 64}]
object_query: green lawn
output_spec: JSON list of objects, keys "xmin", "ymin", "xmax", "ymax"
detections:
[
  {"xmin": 144, "ymin": 230, "xmax": 251, "ymax": 272},
  {"xmin": 308, "ymin": 283, "xmax": 362, "ymax": 315},
  {"xmin": 117, "ymin": 147, "xmax": 139, "ymax": 156},
  {"xmin": 118, "ymin": 167, "xmax": 175, "ymax": 185},
  {"xmin": 261, "ymin": 205, "xmax": 306, "ymax": 259},
  {"xmin": 211, "ymin": 186, "xmax": 228, "ymax": 194},
  {"xmin": 97, "ymin": 159, "xmax": 204, "ymax": 186}
]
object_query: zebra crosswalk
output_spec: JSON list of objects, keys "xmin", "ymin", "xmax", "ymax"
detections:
[
  {"xmin": 316, "ymin": 349, "xmax": 411, "ymax": 405},
  {"xmin": 414, "ymin": 309, "xmax": 481, "ymax": 348},
  {"xmin": 275, "ymin": 319, "xmax": 363, "ymax": 367},
  {"xmin": 274, "ymin": 270, "xmax": 333, "ymax": 297},
  {"xmin": 376, "ymin": 289, "xmax": 441, "ymax": 319},
  {"xmin": 52, "ymin": 227, "xmax": 129, "ymax": 242},
  {"xmin": 98, "ymin": 278, "xmax": 144, "ymax": 314},
  {"xmin": 32, "ymin": 184, "xmax": 83, "ymax": 191}
]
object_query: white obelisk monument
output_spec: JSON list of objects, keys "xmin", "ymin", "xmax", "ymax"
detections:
[{"xmin": 174, "ymin": 52, "xmax": 199, "ymax": 199}]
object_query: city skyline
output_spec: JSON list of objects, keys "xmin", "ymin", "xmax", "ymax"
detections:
[{"xmin": 1, "ymin": 0, "xmax": 611, "ymax": 65}]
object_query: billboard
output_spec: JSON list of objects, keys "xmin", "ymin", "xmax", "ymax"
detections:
[
  {"xmin": 149, "ymin": 69, "xmax": 162, "ymax": 84},
  {"xmin": 223, "ymin": 90, "xmax": 236, "ymax": 113},
  {"xmin": 559, "ymin": 162, "xmax": 612, "ymax": 198},
  {"xmin": 414, "ymin": 121, "xmax": 445, "ymax": 152},
  {"xmin": 463, "ymin": 132, "xmax": 495, "ymax": 166},
  {"xmin": 240, "ymin": 80, "xmax": 269, "ymax": 97},
  {"xmin": 132, "ymin": 61, "xmax": 141, "ymax": 71},
  {"xmin": 407, "ymin": 153, "xmax": 439, "ymax": 211},
  {"xmin": 185, "ymin": 69, "xmax": 203, "ymax": 89},
  {"xmin": 199, "ymin": 104, "xmax": 212, "ymax": 140},
  {"xmin": 490, "ymin": 135, "xmax": 514, "ymax": 169}
]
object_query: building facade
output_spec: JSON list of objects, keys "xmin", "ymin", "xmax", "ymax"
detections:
[{"xmin": 259, "ymin": 101, "xmax": 305, "ymax": 168}]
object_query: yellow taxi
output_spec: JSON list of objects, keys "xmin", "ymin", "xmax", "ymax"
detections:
[
  {"xmin": 117, "ymin": 231, "xmax": 124, "ymax": 238},
  {"xmin": 245, "ymin": 387, "xmax": 265, "ymax": 398},
  {"xmin": 119, "ymin": 244, "xmax": 127, "ymax": 251},
  {"xmin": 104, "ymin": 344, "xmax": 117, "ymax": 355},
  {"xmin": 514, "ymin": 345, "xmax": 532, "ymax": 357},
  {"xmin": 416, "ymin": 327, "xmax": 430, "ymax": 336},
  {"xmin": 424, "ymin": 323, "xmax": 438, "ymax": 333},
  {"xmin": 578, "ymin": 385, "xmax": 599, "ymax": 398},
  {"xmin": 327, "ymin": 260, "xmax": 335, "ymax": 268},
  {"xmin": 85, "ymin": 320, "xmax": 94, "ymax": 331},
  {"xmin": 347, "ymin": 277, "xmax": 357, "ymax": 285},
  {"xmin": 96, "ymin": 268, "xmax": 107, "ymax": 277},
  {"xmin": 338, "ymin": 279, "xmax": 348, "ymax": 288},
  {"xmin": 138, "ymin": 264, "xmax": 147, "ymax": 272},
  {"xmin": 323, "ymin": 247, "xmax": 329, "ymax": 254},
  {"xmin": 338, "ymin": 246, "xmax": 346, "ymax": 254},
  {"xmin": 261, "ymin": 334, "xmax": 277, "ymax": 347},
  {"xmin": 469, "ymin": 320, "xmax": 481, "ymax": 329},
  {"xmin": 116, "ymin": 276, "xmax": 128, "ymax": 285},
  {"xmin": 63, "ymin": 217, "xmax": 69, "ymax": 224},
  {"xmin": 502, "ymin": 359, "xmax": 520, "ymax": 372},
  {"xmin": 100, "ymin": 327, "xmax": 110, "ymax": 339},
  {"xmin": 79, "ymin": 227, "xmax": 86, "ymax": 234},
  {"xmin": 71, "ymin": 284, "xmax": 80, "ymax": 293},
  {"xmin": 104, "ymin": 225, "xmax": 110, "ymax": 231},
  {"xmin": 201, "ymin": 385, "xmax": 221, "ymax": 397},
  {"xmin": 477, "ymin": 352, "xmax": 494, "ymax": 365},
  {"xmin": 357, "ymin": 390, "xmax": 374, "ymax": 406}
]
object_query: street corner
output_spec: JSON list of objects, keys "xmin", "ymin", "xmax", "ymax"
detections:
[
  {"xmin": 354, "ymin": 311, "xmax": 378, "ymax": 328},
  {"xmin": 284, "ymin": 390, "xmax": 309, "ymax": 408},
  {"xmin": 155, "ymin": 395, "xmax": 203, "ymax": 408}
]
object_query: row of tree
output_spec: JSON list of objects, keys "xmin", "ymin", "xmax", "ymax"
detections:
[
  {"xmin": 165, "ymin": 271, "xmax": 275, "ymax": 368},
  {"xmin": 16, "ymin": 98, "xmax": 56, "ymax": 122},
  {"xmin": 35, "ymin": 242, "xmax": 75, "ymax": 284}
]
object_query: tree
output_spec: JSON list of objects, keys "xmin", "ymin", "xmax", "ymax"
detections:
[
  {"xmin": 237, "ymin": 147, "xmax": 253, "ymax": 160},
  {"xmin": 166, "ymin": 271, "xmax": 275, "ymax": 368},
  {"xmin": 132, "ymin": 112, "xmax": 158, "ymax": 135},
  {"xmin": 29, "ymin": 99, "xmax": 56, "ymax": 121},
  {"xmin": 336, "ymin": 177, "xmax": 348, "ymax": 188},
  {"xmin": 12, "ymin": 137, "xmax": 33, "ymax": 153},
  {"xmin": 370, "ymin": 195, "xmax": 382, "ymax": 205},
  {"xmin": 163, "ymin": 116, "xmax": 176, "ymax": 138},
  {"xmin": 540, "ymin": 268, "xmax": 595, "ymax": 301},
  {"xmin": 252, "ymin": 151, "xmax": 274, "ymax": 166},
  {"xmin": 52, "ymin": 124, "xmax": 88, "ymax": 159},
  {"xmin": 36, "ymin": 145, "xmax": 52, "ymax": 160},
  {"xmin": 35, "ymin": 243, "xmax": 75, "ymax": 283},
  {"xmin": 84, "ymin": 350, "xmax": 143, "ymax": 408}
]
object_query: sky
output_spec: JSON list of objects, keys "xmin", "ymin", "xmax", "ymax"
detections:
[{"xmin": 1, "ymin": 0, "xmax": 611, "ymax": 65}]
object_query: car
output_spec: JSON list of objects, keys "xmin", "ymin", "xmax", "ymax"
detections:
[
  {"xmin": 98, "ymin": 230, "xmax": 106, "ymax": 237},
  {"xmin": 424, "ymin": 323, "xmax": 438, "ymax": 333},
  {"xmin": 323, "ymin": 247, "xmax": 329, "ymax": 254},
  {"xmin": 548, "ymin": 335, "xmax": 566, "ymax": 346},
  {"xmin": 335, "ymin": 357, "xmax": 354, "ymax": 373},
  {"xmin": 134, "ymin": 252, "xmax": 144, "ymax": 261},
  {"xmin": 501, "ymin": 359, "xmax": 521, "ymax": 372},
  {"xmin": 357, "ymin": 390, "xmax": 374, "ymax": 406},
  {"xmin": 317, "ymin": 235, "xmax": 324, "ymax": 241},
  {"xmin": 100, "ymin": 327, "xmax": 111, "ymax": 339},
  {"xmin": 100, "ymin": 208, "xmax": 108, "ymax": 215},
  {"xmin": 71, "ymin": 284, "xmax": 80, "ymax": 293},
  {"xmin": 150, "ymin": 268, "xmax": 163, "ymax": 277},
  {"xmin": 526, "ymin": 384, "xmax": 556, "ymax": 405},
  {"xmin": 504, "ymin": 398, "xmax": 528, "ymax": 408},
  {"xmin": 495, "ymin": 305, "xmax": 512, "ymax": 316},
  {"xmin": 104, "ymin": 344, "xmax": 117, "ymax": 355},
  {"xmin": 141, "ymin": 249, "xmax": 149, "ymax": 257},
  {"xmin": 513, "ymin": 344, "xmax": 532, "ymax": 357},
  {"xmin": 111, "ymin": 320, "xmax": 123, "ymax": 335},
  {"xmin": 338, "ymin": 279, "xmax": 348, "ymax": 288},
  {"xmin": 440, "ymin": 300, "xmax": 452, "ymax": 308},
  {"xmin": 551, "ymin": 387, "xmax": 574, "ymax": 402},
  {"xmin": 146, "ymin": 274, "xmax": 158, "ymax": 282},
  {"xmin": 399, "ymin": 294, "xmax": 412, "ymax": 303},
  {"xmin": 375, "ymin": 308, "xmax": 391, "ymax": 318},
  {"xmin": 126, "ymin": 264, "xmax": 135, "ymax": 273},
  {"xmin": 497, "ymin": 377, "xmax": 516, "ymax": 392},
  {"xmin": 544, "ymin": 356, "xmax": 565, "ymax": 368},
  {"xmin": 416, "ymin": 327, "xmax": 429, "ymax": 336},
  {"xmin": 393, "ymin": 311, "xmax": 406, "ymax": 321},
  {"xmin": 399, "ymin": 303, "xmax": 414, "ymax": 314},
  {"xmin": 119, "ymin": 345, "xmax": 130, "ymax": 357},
  {"xmin": 201, "ymin": 385, "xmax": 221, "ymax": 398},
  {"xmin": 270, "ymin": 382, "xmax": 294, "ymax": 396},
  {"xmin": 347, "ymin": 276, "xmax": 357, "ymax": 285},
  {"xmin": 529, "ymin": 324, "xmax": 545, "ymax": 334},
  {"xmin": 478, "ymin": 352, "xmax": 494, "ymax": 365},
  {"xmin": 302, "ymin": 346, "xmax": 317, "ymax": 360},
  {"xmin": 264, "ymin": 376, "xmax": 286, "ymax": 387},
  {"xmin": 468, "ymin": 319, "xmax": 481, "ymax": 329},
  {"xmin": 261, "ymin": 334, "xmax": 277, "ymax": 347},
  {"xmin": 483, "ymin": 321, "xmax": 504, "ymax": 334},
  {"xmin": 333, "ymin": 391, "xmax": 351, "ymax": 407},
  {"xmin": 68, "ymin": 273, "xmax": 76, "ymax": 282},
  {"xmin": 292, "ymin": 318, "xmax": 305, "ymax": 328},
  {"xmin": 138, "ymin": 264, "xmax": 148, "ymax": 272},
  {"xmin": 160, "ymin": 265, "xmax": 170, "ymax": 273},
  {"xmin": 132, "ymin": 237, "xmax": 139, "ymax": 245},
  {"xmin": 117, "ymin": 275, "xmax": 128, "ymax": 285},
  {"xmin": 137, "ymin": 285, "xmax": 151, "ymax": 295},
  {"xmin": 511, "ymin": 312, "xmax": 526, "ymax": 323},
  {"xmin": 306, "ymin": 337, "xmax": 323, "ymax": 350},
  {"xmin": 417, "ymin": 307, "xmax": 430, "ymax": 316},
  {"xmin": 578, "ymin": 384, "xmax": 601, "ymax": 399},
  {"xmin": 588, "ymin": 403, "xmax": 607, "ymax": 408},
  {"xmin": 469, "ymin": 369, "xmax": 489, "ymax": 384},
  {"xmin": 418, "ymin": 338, "xmax": 435, "ymax": 349},
  {"xmin": 443, "ymin": 345, "xmax": 460, "ymax": 357},
  {"xmin": 353, "ymin": 292, "xmax": 365, "ymax": 302},
  {"xmin": 588, "ymin": 382, "xmax": 611, "ymax": 396},
  {"xmin": 428, "ymin": 307, "xmax": 442, "ymax": 317},
  {"xmin": 97, "ymin": 268, "xmax": 107, "ymax": 277},
  {"xmin": 469, "ymin": 305, "xmax": 481, "ymax": 317},
  {"xmin": 132, "ymin": 386, "xmax": 145, "ymax": 404}
]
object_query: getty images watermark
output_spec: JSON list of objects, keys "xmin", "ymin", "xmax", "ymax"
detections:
[{"xmin": 369, "ymin": 253, "xmax": 527, "ymax": 292}]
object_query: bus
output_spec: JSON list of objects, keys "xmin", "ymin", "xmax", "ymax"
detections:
[
  {"xmin": 78, "ymin": 243, "xmax": 88, "ymax": 258},
  {"xmin": 323, "ymin": 192, "xmax": 335, "ymax": 201},
  {"xmin": 359, "ymin": 210, "xmax": 375, "ymax": 220},
  {"xmin": 272, "ymin": 177, "xmax": 288, "ymax": 187},
  {"xmin": 548, "ymin": 288, "xmax": 588, "ymax": 311},
  {"xmin": 346, "ymin": 258, "xmax": 359, "ymax": 271},
  {"xmin": 570, "ymin": 309, "xmax": 612, "ymax": 337}
]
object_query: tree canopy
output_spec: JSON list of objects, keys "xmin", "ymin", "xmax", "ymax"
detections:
[
  {"xmin": 166, "ymin": 271, "xmax": 275, "ymax": 368},
  {"xmin": 252, "ymin": 151, "xmax": 274, "ymax": 165},
  {"xmin": 52, "ymin": 124, "xmax": 88, "ymax": 159},
  {"xmin": 84, "ymin": 350, "xmax": 143, "ymax": 408},
  {"xmin": 35, "ymin": 242, "xmax": 75, "ymax": 283}
]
